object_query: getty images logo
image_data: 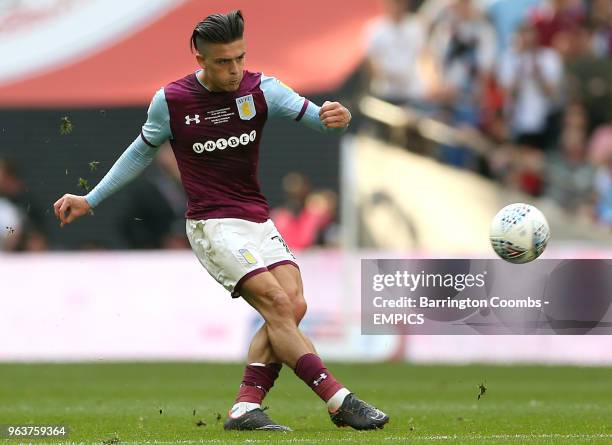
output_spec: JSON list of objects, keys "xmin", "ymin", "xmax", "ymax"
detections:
[{"xmin": 192, "ymin": 130, "xmax": 257, "ymax": 154}]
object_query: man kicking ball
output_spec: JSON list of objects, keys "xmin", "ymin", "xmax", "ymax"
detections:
[{"xmin": 53, "ymin": 10, "xmax": 389, "ymax": 432}]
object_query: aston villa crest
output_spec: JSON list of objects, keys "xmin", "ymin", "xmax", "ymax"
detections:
[{"xmin": 236, "ymin": 94, "xmax": 256, "ymax": 120}]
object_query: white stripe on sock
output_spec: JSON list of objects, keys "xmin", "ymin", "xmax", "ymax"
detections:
[{"xmin": 327, "ymin": 387, "xmax": 350, "ymax": 412}]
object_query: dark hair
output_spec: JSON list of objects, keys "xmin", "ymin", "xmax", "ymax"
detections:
[{"xmin": 190, "ymin": 10, "xmax": 244, "ymax": 53}]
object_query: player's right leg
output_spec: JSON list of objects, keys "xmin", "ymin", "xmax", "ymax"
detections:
[{"xmin": 240, "ymin": 271, "xmax": 390, "ymax": 430}]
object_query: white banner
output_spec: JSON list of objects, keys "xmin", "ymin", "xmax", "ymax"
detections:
[{"xmin": 1, "ymin": 250, "xmax": 611, "ymax": 364}]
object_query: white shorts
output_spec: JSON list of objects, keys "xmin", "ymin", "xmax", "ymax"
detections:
[{"xmin": 186, "ymin": 218, "xmax": 298, "ymax": 298}]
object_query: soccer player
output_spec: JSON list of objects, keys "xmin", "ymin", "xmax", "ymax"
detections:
[{"xmin": 53, "ymin": 10, "xmax": 389, "ymax": 431}]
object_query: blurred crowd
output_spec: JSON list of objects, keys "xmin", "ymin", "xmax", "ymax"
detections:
[
  {"xmin": 362, "ymin": 0, "xmax": 612, "ymax": 228},
  {"xmin": 2, "ymin": 0, "xmax": 610, "ymax": 251},
  {"xmin": 0, "ymin": 147, "xmax": 338, "ymax": 252},
  {"xmin": 0, "ymin": 146, "xmax": 189, "ymax": 253}
]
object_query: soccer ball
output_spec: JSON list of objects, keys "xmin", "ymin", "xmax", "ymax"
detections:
[{"xmin": 489, "ymin": 203, "xmax": 550, "ymax": 264}]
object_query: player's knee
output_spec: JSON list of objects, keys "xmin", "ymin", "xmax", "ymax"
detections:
[
  {"xmin": 293, "ymin": 298, "xmax": 307, "ymax": 324},
  {"xmin": 262, "ymin": 287, "xmax": 294, "ymax": 322},
  {"xmin": 282, "ymin": 285, "xmax": 307, "ymax": 322}
]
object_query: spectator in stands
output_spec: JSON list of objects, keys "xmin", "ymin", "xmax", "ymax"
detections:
[
  {"xmin": 311, "ymin": 190, "xmax": 340, "ymax": 248},
  {"xmin": 363, "ymin": 0, "xmax": 429, "ymax": 106},
  {"xmin": 428, "ymin": 0, "xmax": 496, "ymax": 126},
  {"xmin": 564, "ymin": 25, "xmax": 612, "ymax": 132},
  {"xmin": 498, "ymin": 21, "xmax": 563, "ymax": 195},
  {"xmin": 426, "ymin": 0, "xmax": 496, "ymax": 167},
  {"xmin": 588, "ymin": 124, "xmax": 612, "ymax": 227},
  {"xmin": 0, "ymin": 158, "xmax": 48, "ymax": 251},
  {"xmin": 120, "ymin": 144, "xmax": 188, "ymax": 249},
  {"xmin": 545, "ymin": 103, "xmax": 595, "ymax": 214},
  {"xmin": 271, "ymin": 172, "xmax": 335, "ymax": 250},
  {"xmin": 499, "ymin": 21, "xmax": 563, "ymax": 150}
]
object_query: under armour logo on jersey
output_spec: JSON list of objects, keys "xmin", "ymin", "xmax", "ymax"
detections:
[
  {"xmin": 313, "ymin": 373, "xmax": 328, "ymax": 387},
  {"xmin": 185, "ymin": 115, "xmax": 200, "ymax": 125}
]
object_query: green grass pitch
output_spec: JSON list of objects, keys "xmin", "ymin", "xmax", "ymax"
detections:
[{"xmin": 1, "ymin": 362, "xmax": 611, "ymax": 444}]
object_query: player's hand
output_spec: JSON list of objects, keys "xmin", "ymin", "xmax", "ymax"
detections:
[
  {"xmin": 53, "ymin": 194, "xmax": 91, "ymax": 228},
  {"xmin": 319, "ymin": 101, "xmax": 351, "ymax": 129}
]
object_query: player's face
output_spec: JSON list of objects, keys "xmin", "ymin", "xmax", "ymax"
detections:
[{"xmin": 197, "ymin": 39, "xmax": 246, "ymax": 92}]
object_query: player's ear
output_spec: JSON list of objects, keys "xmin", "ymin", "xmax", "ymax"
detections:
[{"xmin": 195, "ymin": 52, "xmax": 206, "ymax": 69}]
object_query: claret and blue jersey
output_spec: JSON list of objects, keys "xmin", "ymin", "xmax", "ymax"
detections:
[{"xmin": 85, "ymin": 70, "xmax": 344, "ymax": 221}]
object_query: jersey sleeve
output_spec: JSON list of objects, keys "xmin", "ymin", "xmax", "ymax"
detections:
[
  {"xmin": 84, "ymin": 136, "xmax": 161, "ymax": 208},
  {"xmin": 141, "ymin": 88, "xmax": 173, "ymax": 147},
  {"xmin": 84, "ymin": 90, "xmax": 173, "ymax": 208},
  {"xmin": 260, "ymin": 74, "xmax": 346, "ymax": 133}
]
